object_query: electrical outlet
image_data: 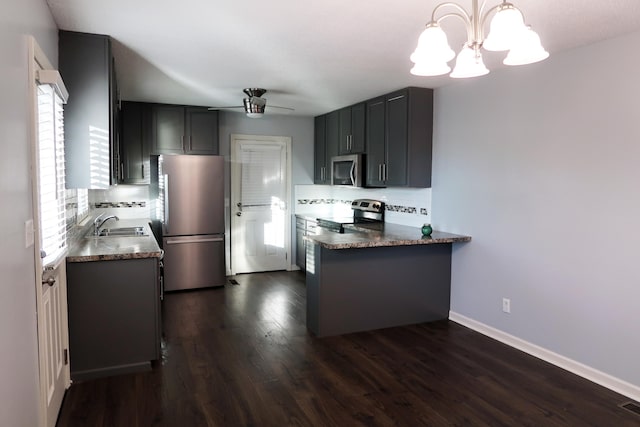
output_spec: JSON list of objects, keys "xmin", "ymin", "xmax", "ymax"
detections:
[{"xmin": 502, "ymin": 298, "xmax": 511, "ymax": 314}]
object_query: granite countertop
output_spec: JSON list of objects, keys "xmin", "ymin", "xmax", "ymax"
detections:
[
  {"xmin": 67, "ymin": 219, "xmax": 163, "ymax": 263},
  {"xmin": 305, "ymin": 222, "xmax": 471, "ymax": 250}
]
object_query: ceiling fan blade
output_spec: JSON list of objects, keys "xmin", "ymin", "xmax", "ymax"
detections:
[
  {"xmin": 207, "ymin": 106, "xmax": 243, "ymax": 110},
  {"xmin": 267, "ymin": 105, "xmax": 295, "ymax": 112}
]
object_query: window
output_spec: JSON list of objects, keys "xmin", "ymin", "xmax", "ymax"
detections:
[{"xmin": 36, "ymin": 70, "xmax": 68, "ymax": 267}]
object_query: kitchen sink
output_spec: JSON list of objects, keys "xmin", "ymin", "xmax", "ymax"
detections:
[{"xmin": 95, "ymin": 226, "xmax": 148, "ymax": 237}]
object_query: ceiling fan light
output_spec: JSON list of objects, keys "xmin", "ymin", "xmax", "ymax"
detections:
[
  {"xmin": 504, "ymin": 27, "xmax": 549, "ymax": 66},
  {"xmin": 411, "ymin": 23, "xmax": 455, "ymax": 64},
  {"xmin": 450, "ymin": 46, "xmax": 489, "ymax": 79},
  {"xmin": 483, "ymin": 4, "xmax": 526, "ymax": 52},
  {"xmin": 246, "ymin": 112, "xmax": 264, "ymax": 118},
  {"xmin": 410, "ymin": 61, "xmax": 451, "ymax": 77}
]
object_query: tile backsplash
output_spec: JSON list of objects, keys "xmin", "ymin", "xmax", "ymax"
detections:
[
  {"xmin": 295, "ymin": 185, "xmax": 431, "ymax": 228},
  {"xmin": 89, "ymin": 185, "xmax": 151, "ymax": 219}
]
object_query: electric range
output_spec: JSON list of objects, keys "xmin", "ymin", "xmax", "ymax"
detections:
[{"xmin": 316, "ymin": 199, "xmax": 385, "ymax": 233}]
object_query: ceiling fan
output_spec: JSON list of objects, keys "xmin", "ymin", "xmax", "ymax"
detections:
[{"xmin": 208, "ymin": 88, "xmax": 295, "ymax": 118}]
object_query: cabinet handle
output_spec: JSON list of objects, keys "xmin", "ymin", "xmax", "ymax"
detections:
[
  {"xmin": 383, "ymin": 163, "xmax": 387, "ymax": 181},
  {"xmin": 189, "ymin": 135, "xmax": 192, "ymax": 151},
  {"xmin": 378, "ymin": 164, "xmax": 382, "ymax": 182},
  {"xmin": 181, "ymin": 135, "xmax": 184, "ymax": 150},
  {"xmin": 141, "ymin": 164, "xmax": 144, "ymax": 178}
]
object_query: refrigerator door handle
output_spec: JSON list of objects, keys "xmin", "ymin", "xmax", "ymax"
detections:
[
  {"xmin": 163, "ymin": 174, "xmax": 170, "ymax": 233},
  {"xmin": 165, "ymin": 237, "xmax": 224, "ymax": 245}
]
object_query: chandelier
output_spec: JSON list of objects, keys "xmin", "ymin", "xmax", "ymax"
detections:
[{"xmin": 410, "ymin": 0, "xmax": 548, "ymax": 78}]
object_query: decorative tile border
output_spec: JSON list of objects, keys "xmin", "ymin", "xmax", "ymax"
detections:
[
  {"xmin": 94, "ymin": 201, "xmax": 147, "ymax": 208},
  {"xmin": 297, "ymin": 199, "xmax": 352, "ymax": 205},
  {"xmin": 297, "ymin": 199, "xmax": 428, "ymax": 216}
]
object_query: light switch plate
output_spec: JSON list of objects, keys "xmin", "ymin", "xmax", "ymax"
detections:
[{"xmin": 25, "ymin": 219, "xmax": 34, "ymax": 248}]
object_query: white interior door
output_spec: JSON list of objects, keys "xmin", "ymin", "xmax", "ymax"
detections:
[{"xmin": 231, "ymin": 135, "xmax": 291, "ymax": 274}]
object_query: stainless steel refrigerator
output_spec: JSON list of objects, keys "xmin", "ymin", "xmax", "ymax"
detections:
[{"xmin": 155, "ymin": 155, "xmax": 225, "ymax": 291}]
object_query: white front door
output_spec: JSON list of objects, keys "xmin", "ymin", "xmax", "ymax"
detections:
[
  {"xmin": 30, "ymin": 37, "xmax": 71, "ymax": 427},
  {"xmin": 231, "ymin": 134, "xmax": 291, "ymax": 274},
  {"xmin": 40, "ymin": 264, "xmax": 69, "ymax": 427}
]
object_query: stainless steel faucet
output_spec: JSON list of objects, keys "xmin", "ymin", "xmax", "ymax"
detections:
[{"xmin": 93, "ymin": 214, "xmax": 119, "ymax": 235}]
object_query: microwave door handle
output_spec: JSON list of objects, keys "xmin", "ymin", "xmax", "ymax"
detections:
[{"xmin": 350, "ymin": 162, "xmax": 356, "ymax": 185}]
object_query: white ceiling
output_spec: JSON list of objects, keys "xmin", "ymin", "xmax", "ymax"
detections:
[{"xmin": 45, "ymin": 0, "xmax": 640, "ymax": 117}]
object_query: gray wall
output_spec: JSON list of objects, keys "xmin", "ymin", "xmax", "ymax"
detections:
[
  {"xmin": 433, "ymin": 30, "xmax": 640, "ymax": 389},
  {"xmin": 0, "ymin": 1, "xmax": 58, "ymax": 425}
]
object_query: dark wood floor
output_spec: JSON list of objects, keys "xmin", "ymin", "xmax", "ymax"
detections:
[{"xmin": 57, "ymin": 271, "xmax": 639, "ymax": 426}]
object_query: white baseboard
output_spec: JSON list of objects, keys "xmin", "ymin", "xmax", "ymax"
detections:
[{"xmin": 449, "ymin": 311, "xmax": 640, "ymax": 403}]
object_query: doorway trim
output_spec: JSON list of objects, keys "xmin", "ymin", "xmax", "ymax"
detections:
[{"xmin": 229, "ymin": 134, "xmax": 292, "ymax": 275}]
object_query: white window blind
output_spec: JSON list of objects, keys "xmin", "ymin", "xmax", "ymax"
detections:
[
  {"xmin": 240, "ymin": 146, "xmax": 284, "ymax": 209},
  {"xmin": 37, "ymin": 83, "xmax": 67, "ymax": 266}
]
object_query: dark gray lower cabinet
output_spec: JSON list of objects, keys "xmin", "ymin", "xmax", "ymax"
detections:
[
  {"xmin": 66, "ymin": 257, "xmax": 161, "ymax": 381},
  {"xmin": 295, "ymin": 217, "xmax": 317, "ymax": 272},
  {"xmin": 306, "ymin": 243, "xmax": 452, "ymax": 337}
]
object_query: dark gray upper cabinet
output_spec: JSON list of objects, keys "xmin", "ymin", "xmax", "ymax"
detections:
[
  {"xmin": 325, "ymin": 110, "xmax": 340, "ymax": 162},
  {"xmin": 151, "ymin": 105, "xmax": 218, "ymax": 155},
  {"xmin": 366, "ymin": 87, "xmax": 433, "ymax": 188},
  {"xmin": 120, "ymin": 101, "xmax": 151, "ymax": 184},
  {"xmin": 338, "ymin": 103, "xmax": 365, "ymax": 154},
  {"xmin": 59, "ymin": 30, "xmax": 119, "ymax": 189},
  {"xmin": 365, "ymin": 97, "xmax": 386, "ymax": 187},
  {"xmin": 185, "ymin": 107, "xmax": 219, "ymax": 154},
  {"xmin": 152, "ymin": 105, "xmax": 183, "ymax": 154},
  {"xmin": 314, "ymin": 111, "xmax": 340, "ymax": 184},
  {"xmin": 314, "ymin": 115, "xmax": 328, "ymax": 184}
]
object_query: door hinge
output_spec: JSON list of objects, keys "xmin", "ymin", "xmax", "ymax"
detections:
[{"xmin": 64, "ymin": 349, "xmax": 69, "ymax": 365}]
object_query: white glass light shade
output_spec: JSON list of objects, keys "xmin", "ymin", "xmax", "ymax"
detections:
[
  {"xmin": 410, "ymin": 61, "xmax": 451, "ymax": 77},
  {"xmin": 246, "ymin": 112, "xmax": 264, "ymax": 118},
  {"xmin": 504, "ymin": 27, "xmax": 549, "ymax": 66},
  {"xmin": 483, "ymin": 4, "xmax": 527, "ymax": 52},
  {"xmin": 410, "ymin": 24, "xmax": 455, "ymax": 65},
  {"xmin": 450, "ymin": 47, "xmax": 489, "ymax": 78}
]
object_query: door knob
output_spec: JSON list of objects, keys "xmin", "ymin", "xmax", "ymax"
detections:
[
  {"xmin": 236, "ymin": 212, "xmax": 242, "ymax": 216},
  {"xmin": 42, "ymin": 277, "xmax": 56, "ymax": 286}
]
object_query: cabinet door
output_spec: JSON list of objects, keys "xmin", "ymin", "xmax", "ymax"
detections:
[
  {"xmin": 338, "ymin": 103, "xmax": 366, "ymax": 154},
  {"xmin": 59, "ymin": 31, "xmax": 113, "ymax": 189},
  {"xmin": 338, "ymin": 107, "xmax": 351, "ymax": 154},
  {"xmin": 350, "ymin": 102, "xmax": 366, "ymax": 153},
  {"xmin": 366, "ymin": 97, "xmax": 386, "ymax": 187},
  {"xmin": 295, "ymin": 218, "xmax": 306, "ymax": 271},
  {"xmin": 185, "ymin": 108, "xmax": 219, "ymax": 154},
  {"xmin": 385, "ymin": 90, "xmax": 409, "ymax": 186},
  {"xmin": 325, "ymin": 110, "xmax": 340, "ymax": 168},
  {"xmin": 314, "ymin": 115, "xmax": 328, "ymax": 184},
  {"xmin": 121, "ymin": 102, "xmax": 151, "ymax": 184},
  {"xmin": 110, "ymin": 55, "xmax": 120, "ymax": 186},
  {"xmin": 152, "ymin": 105, "xmax": 184, "ymax": 154}
]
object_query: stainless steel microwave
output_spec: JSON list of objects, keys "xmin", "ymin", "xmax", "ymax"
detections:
[{"xmin": 331, "ymin": 154, "xmax": 363, "ymax": 187}]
